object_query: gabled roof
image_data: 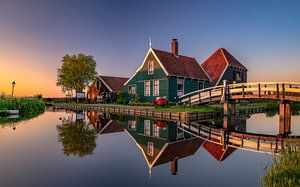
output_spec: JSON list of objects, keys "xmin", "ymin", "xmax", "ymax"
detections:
[
  {"xmin": 99, "ymin": 75, "xmax": 128, "ymax": 92},
  {"xmin": 125, "ymin": 48, "xmax": 209, "ymax": 85},
  {"xmin": 152, "ymin": 49, "xmax": 209, "ymax": 80},
  {"xmin": 152, "ymin": 137, "xmax": 204, "ymax": 167},
  {"xmin": 202, "ymin": 141, "xmax": 236, "ymax": 162},
  {"xmin": 99, "ymin": 120, "xmax": 124, "ymax": 134},
  {"xmin": 201, "ymin": 48, "xmax": 247, "ymax": 85}
]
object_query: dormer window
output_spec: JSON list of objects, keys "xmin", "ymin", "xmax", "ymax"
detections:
[{"xmin": 148, "ymin": 61, "xmax": 154, "ymax": 74}]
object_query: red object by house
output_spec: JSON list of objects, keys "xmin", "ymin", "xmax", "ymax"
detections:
[
  {"xmin": 156, "ymin": 97, "xmax": 167, "ymax": 106},
  {"xmin": 156, "ymin": 121, "xmax": 167, "ymax": 128}
]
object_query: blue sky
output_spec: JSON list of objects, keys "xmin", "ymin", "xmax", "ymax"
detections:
[{"xmin": 0, "ymin": 0, "xmax": 299, "ymax": 96}]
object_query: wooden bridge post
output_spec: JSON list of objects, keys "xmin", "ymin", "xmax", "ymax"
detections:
[
  {"xmin": 223, "ymin": 102, "xmax": 236, "ymax": 116},
  {"xmin": 279, "ymin": 101, "xmax": 291, "ymax": 137},
  {"xmin": 221, "ymin": 80, "xmax": 228, "ymax": 102}
]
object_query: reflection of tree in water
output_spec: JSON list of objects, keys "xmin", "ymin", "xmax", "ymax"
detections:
[{"xmin": 57, "ymin": 119, "xmax": 97, "ymax": 157}]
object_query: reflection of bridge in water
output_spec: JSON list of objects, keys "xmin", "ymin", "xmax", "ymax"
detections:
[
  {"xmin": 86, "ymin": 111, "xmax": 300, "ymax": 176},
  {"xmin": 179, "ymin": 82, "xmax": 299, "ymax": 137},
  {"xmin": 179, "ymin": 115, "xmax": 300, "ymax": 155}
]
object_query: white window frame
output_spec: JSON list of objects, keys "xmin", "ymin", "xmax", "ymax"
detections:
[
  {"xmin": 153, "ymin": 125, "xmax": 159, "ymax": 137},
  {"xmin": 128, "ymin": 120, "xmax": 136, "ymax": 130},
  {"xmin": 128, "ymin": 85, "xmax": 136, "ymax": 95},
  {"xmin": 153, "ymin": 79, "xmax": 159, "ymax": 96},
  {"xmin": 144, "ymin": 81, "xmax": 150, "ymax": 96},
  {"xmin": 177, "ymin": 78, "xmax": 184, "ymax": 96},
  {"xmin": 148, "ymin": 61, "xmax": 154, "ymax": 74},
  {"xmin": 147, "ymin": 142, "xmax": 154, "ymax": 156},
  {"xmin": 144, "ymin": 120, "xmax": 151, "ymax": 136}
]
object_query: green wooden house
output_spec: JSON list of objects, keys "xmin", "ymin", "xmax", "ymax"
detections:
[
  {"xmin": 124, "ymin": 39, "xmax": 211, "ymax": 102},
  {"xmin": 123, "ymin": 115, "xmax": 203, "ymax": 175}
]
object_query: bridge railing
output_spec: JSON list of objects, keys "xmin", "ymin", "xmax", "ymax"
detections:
[
  {"xmin": 178, "ymin": 85, "xmax": 224, "ymax": 105},
  {"xmin": 228, "ymin": 82, "xmax": 300, "ymax": 100},
  {"xmin": 179, "ymin": 82, "xmax": 300, "ymax": 105}
]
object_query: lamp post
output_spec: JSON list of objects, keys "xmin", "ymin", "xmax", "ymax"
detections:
[{"xmin": 11, "ymin": 81, "xmax": 16, "ymax": 98}]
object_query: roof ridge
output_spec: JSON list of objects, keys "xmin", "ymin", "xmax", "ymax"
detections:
[
  {"xmin": 219, "ymin": 48, "xmax": 230, "ymax": 65},
  {"xmin": 99, "ymin": 75, "xmax": 129, "ymax": 79},
  {"xmin": 152, "ymin": 48, "xmax": 195, "ymax": 60},
  {"xmin": 201, "ymin": 48, "xmax": 223, "ymax": 66}
]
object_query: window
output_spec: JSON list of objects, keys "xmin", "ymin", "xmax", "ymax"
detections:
[
  {"xmin": 148, "ymin": 61, "xmax": 154, "ymax": 74},
  {"xmin": 128, "ymin": 85, "xmax": 136, "ymax": 95},
  {"xmin": 144, "ymin": 81, "xmax": 150, "ymax": 96},
  {"xmin": 128, "ymin": 120, "xmax": 136, "ymax": 130},
  {"xmin": 147, "ymin": 142, "xmax": 154, "ymax": 156},
  {"xmin": 153, "ymin": 125, "xmax": 159, "ymax": 137},
  {"xmin": 234, "ymin": 71, "xmax": 242, "ymax": 81},
  {"xmin": 177, "ymin": 79, "xmax": 184, "ymax": 96},
  {"xmin": 144, "ymin": 120, "xmax": 151, "ymax": 136},
  {"xmin": 153, "ymin": 80, "xmax": 159, "ymax": 96},
  {"xmin": 96, "ymin": 81, "xmax": 100, "ymax": 90},
  {"xmin": 199, "ymin": 81, "xmax": 204, "ymax": 90}
]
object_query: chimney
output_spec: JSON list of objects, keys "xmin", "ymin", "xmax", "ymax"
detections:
[
  {"xmin": 171, "ymin": 38, "xmax": 178, "ymax": 56},
  {"xmin": 171, "ymin": 157, "xmax": 178, "ymax": 175}
]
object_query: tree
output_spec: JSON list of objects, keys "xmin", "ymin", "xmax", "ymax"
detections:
[
  {"xmin": 57, "ymin": 119, "xmax": 97, "ymax": 157},
  {"xmin": 56, "ymin": 53, "xmax": 97, "ymax": 94}
]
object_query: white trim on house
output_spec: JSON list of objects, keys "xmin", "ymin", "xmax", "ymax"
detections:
[
  {"xmin": 128, "ymin": 84, "xmax": 137, "ymax": 95},
  {"xmin": 215, "ymin": 64, "xmax": 229, "ymax": 86},
  {"xmin": 148, "ymin": 60, "xmax": 154, "ymax": 74},
  {"xmin": 144, "ymin": 80, "xmax": 151, "ymax": 96},
  {"xmin": 200, "ymin": 64, "xmax": 212, "ymax": 82},
  {"xmin": 153, "ymin": 79, "xmax": 159, "ymax": 96},
  {"xmin": 124, "ymin": 48, "xmax": 169, "ymax": 86},
  {"xmin": 215, "ymin": 49, "xmax": 231, "ymax": 86},
  {"xmin": 97, "ymin": 76, "xmax": 113, "ymax": 92},
  {"xmin": 177, "ymin": 78, "xmax": 185, "ymax": 96},
  {"xmin": 147, "ymin": 142, "xmax": 154, "ymax": 156},
  {"xmin": 144, "ymin": 120, "xmax": 151, "ymax": 136}
]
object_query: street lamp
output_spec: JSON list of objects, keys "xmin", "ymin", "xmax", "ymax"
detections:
[{"xmin": 11, "ymin": 81, "xmax": 16, "ymax": 97}]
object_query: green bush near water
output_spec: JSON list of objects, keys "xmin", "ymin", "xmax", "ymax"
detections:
[
  {"xmin": 0, "ymin": 98, "xmax": 45, "ymax": 114},
  {"xmin": 262, "ymin": 142, "xmax": 300, "ymax": 186}
]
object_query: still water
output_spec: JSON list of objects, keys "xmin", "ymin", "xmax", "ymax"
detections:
[{"xmin": 0, "ymin": 109, "xmax": 299, "ymax": 187}]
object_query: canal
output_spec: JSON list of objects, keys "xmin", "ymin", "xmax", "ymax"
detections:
[{"xmin": 0, "ymin": 109, "xmax": 299, "ymax": 187}]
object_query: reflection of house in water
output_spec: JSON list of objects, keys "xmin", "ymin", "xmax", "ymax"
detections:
[
  {"xmin": 124, "ymin": 116, "xmax": 204, "ymax": 175},
  {"xmin": 202, "ymin": 141, "xmax": 236, "ymax": 162},
  {"xmin": 86, "ymin": 111, "xmax": 124, "ymax": 134}
]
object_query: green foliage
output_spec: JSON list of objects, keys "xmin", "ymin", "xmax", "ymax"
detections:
[
  {"xmin": 56, "ymin": 53, "xmax": 97, "ymax": 93},
  {"xmin": 0, "ymin": 110, "xmax": 44, "ymax": 126},
  {"xmin": 116, "ymin": 91, "xmax": 128, "ymax": 105},
  {"xmin": 0, "ymin": 98, "xmax": 45, "ymax": 114},
  {"xmin": 57, "ymin": 120, "xmax": 97, "ymax": 157},
  {"xmin": 129, "ymin": 102, "xmax": 154, "ymax": 107},
  {"xmin": 263, "ymin": 142, "xmax": 300, "ymax": 186},
  {"xmin": 33, "ymin": 93, "xmax": 43, "ymax": 99}
]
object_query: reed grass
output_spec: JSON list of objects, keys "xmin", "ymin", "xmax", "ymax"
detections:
[{"xmin": 263, "ymin": 141, "xmax": 300, "ymax": 186}]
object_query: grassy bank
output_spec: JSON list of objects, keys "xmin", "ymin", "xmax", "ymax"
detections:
[
  {"xmin": 263, "ymin": 142, "xmax": 300, "ymax": 186},
  {"xmin": 0, "ymin": 98, "xmax": 45, "ymax": 115}
]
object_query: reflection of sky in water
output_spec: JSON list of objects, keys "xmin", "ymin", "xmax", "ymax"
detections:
[
  {"xmin": 245, "ymin": 113, "xmax": 300, "ymax": 136},
  {"xmin": 0, "ymin": 111, "xmax": 294, "ymax": 187}
]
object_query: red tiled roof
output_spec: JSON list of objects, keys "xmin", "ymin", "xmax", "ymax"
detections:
[
  {"xmin": 201, "ymin": 48, "xmax": 247, "ymax": 85},
  {"xmin": 152, "ymin": 49, "xmax": 209, "ymax": 80},
  {"xmin": 202, "ymin": 141, "xmax": 236, "ymax": 162},
  {"xmin": 153, "ymin": 137, "xmax": 203, "ymax": 167},
  {"xmin": 99, "ymin": 75, "xmax": 128, "ymax": 92}
]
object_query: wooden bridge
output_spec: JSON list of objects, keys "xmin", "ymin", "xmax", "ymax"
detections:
[
  {"xmin": 179, "ymin": 82, "xmax": 300, "ymax": 106},
  {"xmin": 178, "ymin": 120, "xmax": 300, "ymax": 155}
]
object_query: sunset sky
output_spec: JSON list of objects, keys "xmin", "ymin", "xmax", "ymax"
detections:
[{"xmin": 0, "ymin": 0, "xmax": 300, "ymax": 97}]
